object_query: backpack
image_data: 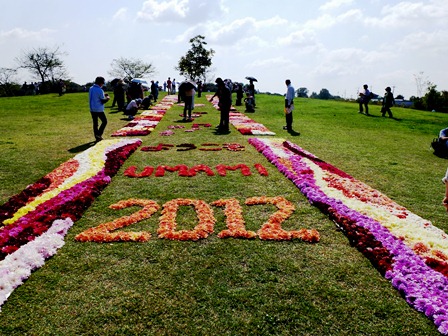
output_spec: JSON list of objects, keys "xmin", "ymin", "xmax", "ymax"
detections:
[{"xmin": 431, "ymin": 137, "xmax": 448, "ymax": 157}]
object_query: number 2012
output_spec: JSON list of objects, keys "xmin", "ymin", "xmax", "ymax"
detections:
[{"xmin": 75, "ymin": 197, "xmax": 319, "ymax": 243}]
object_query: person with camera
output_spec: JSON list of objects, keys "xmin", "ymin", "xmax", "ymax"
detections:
[{"xmin": 358, "ymin": 84, "xmax": 371, "ymax": 115}]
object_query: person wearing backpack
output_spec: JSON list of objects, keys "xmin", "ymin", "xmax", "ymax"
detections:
[{"xmin": 358, "ymin": 84, "xmax": 371, "ymax": 115}]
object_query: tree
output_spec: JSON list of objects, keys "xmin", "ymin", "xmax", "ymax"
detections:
[
  {"xmin": 108, "ymin": 57, "xmax": 156, "ymax": 81},
  {"xmin": 15, "ymin": 46, "xmax": 68, "ymax": 89},
  {"xmin": 423, "ymin": 84, "xmax": 442, "ymax": 111},
  {"xmin": 296, "ymin": 87, "xmax": 308, "ymax": 98},
  {"xmin": 317, "ymin": 88, "xmax": 332, "ymax": 100},
  {"xmin": 175, "ymin": 35, "xmax": 215, "ymax": 82},
  {"xmin": 0, "ymin": 67, "xmax": 19, "ymax": 97}
]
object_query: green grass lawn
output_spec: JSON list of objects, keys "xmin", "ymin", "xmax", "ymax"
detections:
[{"xmin": 0, "ymin": 92, "xmax": 447, "ymax": 335}]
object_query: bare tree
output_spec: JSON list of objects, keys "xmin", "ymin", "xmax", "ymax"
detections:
[
  {"xmin": 0, "ymin": 67, "xmax": 19, "ymax": 96},
  {"xmin": 0, "ymin": 67, "xmax": 18, "ymax": 85},
  {"xmin": 15, "ymin": 46, "xmax": 69, "ymax": 85},
  {"xmin": 414, "ymin": 71, "xmax": 429, "ymax": 98},
  {"xmin": 108, "ymin": 57, "xmax": 156, "ymax": 81}
]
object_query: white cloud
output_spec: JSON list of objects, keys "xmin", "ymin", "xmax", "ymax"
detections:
[
  {"xmin": 171, "ymin": 15, "xmax": 284, "ymax": 47},
  {"xmin": 278, "ymin": 29, "xmax": 319, "ymax": 51},
  {"xmin": 113, "ymin": 8, "xmax": 129, "ymax": 21},
  {"xmin": 397, "ymin": 30, "xmax": 448, "ymax": 54},
  {"xmin": 253, "ymin": 15, "xmax": 288, "ymax": 29},
  {"xmin": 208, "ymin": 18, "xmax": 256, "ymax": 45},
  {"xmin": 320, "ymin": 0, "xmax": 354, "ymax": 12},
  {"xmin": 136, "ymin": 0, "xmax": 227, "ymax": 24},
  {"xmin": 250, "ymin": 57, "xmax": 296, "ymax": 69},
  {"xmin": 365, "ymin": 0, "xmax": 448, "ymax": 28},
  {"xmin": 0, "ymin": 28, "xmax": 55, "ymax": 42},
  {"xmin": 312, "ymin": 47, "xmax": 395, "ymax": 77},
  {"xmin": 304, "ymin": 9, "xmax": 362, "ymax": 31}
]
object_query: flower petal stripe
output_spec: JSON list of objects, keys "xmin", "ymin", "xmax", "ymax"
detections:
[
  {"xmin": 0, "ymin": 138, "xmax": 141, "ymax": 310},
  {"xmin": 248, "ymin": 137, "xmax": 448, "ymax": 334}
]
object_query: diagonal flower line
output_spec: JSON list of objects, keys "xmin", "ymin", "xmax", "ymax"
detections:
[
  {"xmin": 248, "ymin": 137, "xmax": 448, "ymax": 335},
  {"xmin": 111, "ymin": 95, "xmax": 178, "ymax": 137},
  {"xmin": 0, "ymin": 138, "xmax": 141, "ymax": 310}
]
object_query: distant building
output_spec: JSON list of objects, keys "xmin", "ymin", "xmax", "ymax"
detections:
[{"xmin": 394, "ymin": 99, "xmax": 414, "ymax": 108}]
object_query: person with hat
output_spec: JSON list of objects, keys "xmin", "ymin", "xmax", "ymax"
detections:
[
  {"xmin": 125, "ymin": 98, "xmax": 142, "ymax": 120},
  {"xmin": 209, "ymin": 77, "xmax": 232, "ymax": 133},
  {"xmin": 89, "ymin": 76, "xmax": 110, "ymax": 142},
  {"xmin": 381, "ymin": 87, "xmax": 395, "ymax": 118}
]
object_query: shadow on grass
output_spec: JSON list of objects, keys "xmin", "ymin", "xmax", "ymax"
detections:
[
  {"xmin": 288, "ymin": 130, "xmax": 301, "ymax": 136},
  {"xmin": 433, "ymin": 152, "xmax": 448, "ymax": 160},
  {"xmin": 68, "ymin": 141, "xmax": 97, "ymax": 153},
  {"xmin": 213, "ymin": 129, "xmax": 231, "ymax": 135}
]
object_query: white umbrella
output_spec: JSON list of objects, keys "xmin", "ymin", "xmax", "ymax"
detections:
[{"xmin": 131, "ymin": 78, "xmax": 150, "ymax": 89}]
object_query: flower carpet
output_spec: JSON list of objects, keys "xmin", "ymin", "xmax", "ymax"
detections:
[
  {"xmin": 229, "ymin": 112, "xmax": 276, "ymax": 135},
  {"xmin": 206, "ymin": 95, "xmax": 275, "ymax": 135},
  {"xmin": 249, "ymin": 137, "xmax": 448, "ymax": 334},
  {"xmin": 1, "ymin": 92, "xmax": 446, "ymax": 333},
  {"xmin": 0, "ymin": 138, "xmax": 141, "ymax": 310},
  {"xmin": 111, "ymin": 95, "xmax": 178, "ymax": 137}
]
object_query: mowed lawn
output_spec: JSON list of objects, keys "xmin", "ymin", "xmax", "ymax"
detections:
[{"xmin": 0, "ymin": 91, "xmax": 447, "ymax": 335}]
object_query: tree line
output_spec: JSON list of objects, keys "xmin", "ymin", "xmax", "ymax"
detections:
[
  {"xmin": 0, "ymin": 35, "xmax": 214, "ymax": 97},
  {"xmin": 2, "ymin": 37, "xmax": 447, "ymax": 113}
]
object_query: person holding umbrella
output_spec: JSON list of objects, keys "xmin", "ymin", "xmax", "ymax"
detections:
[{"xmin": 246, "ymin": 76, "xmax": 257, "ymax": 108}]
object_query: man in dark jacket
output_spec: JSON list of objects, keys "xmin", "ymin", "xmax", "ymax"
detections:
[
  {"xmin": 210, "ymin": 77, "xmax": 231, "ymax": 133},
  {"xmin": 381, "ymin": 86, "xmax": 395, "ymax": 118}
]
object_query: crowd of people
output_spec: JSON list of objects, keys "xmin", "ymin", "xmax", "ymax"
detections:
[
  {"xmin": 106, "ymin": 75, "xmax": 297, "ymax": 132},
  {"xmin": 20, "ymin": 81, "xmax": 41, "ymax": 95},
  {"xmin": 89, "ymin": 74, "xmax": 448, "ymax": 213}
]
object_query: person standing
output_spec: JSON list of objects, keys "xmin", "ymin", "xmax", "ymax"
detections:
[
  {"xmin": 235, "ymin": 83, "xmax": 244, "ymax": 106},
  {"xmin": 381, "ymin": 86, "xmax": 395, "ymax": 118},
  {"xmin": 89, "ymin": 76, "xmax": 110, "ymax": 142},
  {"xmin": 210, "ymin": 77, "xmax": 231, "ymax": 133},
  {"xmin": 248, "ymin": 79, "xmax": 256, "ymax": 107},
  {"xmin": 154, "ymin": 81, "xmax": 160, "ymax": 101},
  {"xmin": 172, "ymin": 79, "xmax": 177, "ymax": 94},
  {"xmin": 114, "ymin": 79, "xmax": 126, "ymax": 112},
  {"xmin": 58, "ymin": 79, "xmax": 66, "ymax": 96},
  {"xmin": 150, "ymin": 80, "xmax": 158, "ymax": 102},
  {"xmin": 183, "ymin": 83, "xmax": 196, "ymax": 121},
  {"xmin": 283, "ymin": 79, "xmax": 295, "ymax": 132},
  {"xmin": 358, "ymin": 84, "xmax": 371, "ymax": 115},
  {"xmin": 167, "ymin": 77, "xmax": 172, "ymax": 94},
  {"xmin": 197, "ymin": 80, "xmax": 203, "ymax": 98}
]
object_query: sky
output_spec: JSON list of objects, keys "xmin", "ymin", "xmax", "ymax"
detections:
[{"xmin": 1, "ymin": 0, "xmax": 447, "ymax": 99}]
